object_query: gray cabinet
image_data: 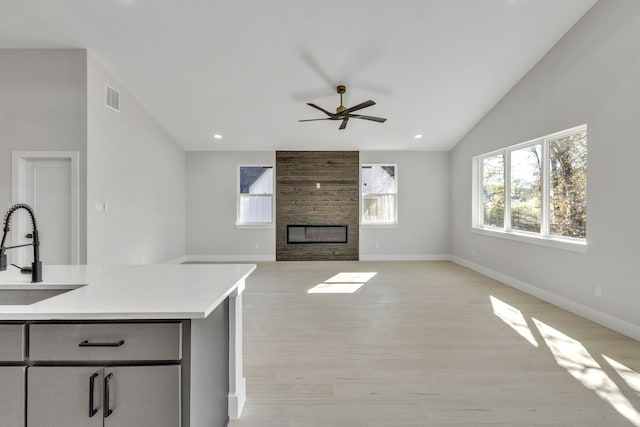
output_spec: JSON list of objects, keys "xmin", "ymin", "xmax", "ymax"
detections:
[
  {"xmin": 27, "ymin": 365, "xmax": 180, "ymax": 427},
  {"xmin": 0, "ymin": 323, "xmax": 26, "ymax": 427},
  {"xmin": 26, "ymin": 322, "xmax": 183, "ymax": 427},
  {"xmin": 0, "ymin": 367, "xmax": 25, "ymax": 427},
  {"xmin": 28, "ymin": 367, "xmax": 103, "ymax": 427}
]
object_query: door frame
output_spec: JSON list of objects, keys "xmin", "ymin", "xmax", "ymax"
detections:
[{"xmin": 11, "ymin": 151, "xmax": 80, "ymax": 265}]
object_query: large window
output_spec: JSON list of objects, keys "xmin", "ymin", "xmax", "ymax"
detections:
[
  {"xmin": 237, "ymin": 166, "xmax": 273, "ymax": 225},
  {"xmin": 362, "ymin": 164, "xmax": 397, "ymax": 224},
  {"xmin": 474, "ymin": 125, "xmax": 587, "ymax": 249}
]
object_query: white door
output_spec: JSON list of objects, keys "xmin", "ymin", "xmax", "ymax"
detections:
[{"xmin": 12, "ymin": 152, "xmax": 79, "ymax": 266}]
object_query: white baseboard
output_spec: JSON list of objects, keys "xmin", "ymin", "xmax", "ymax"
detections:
[
  {"xmin": 451, "ymin": 256, "xmax": 640, "ymax": 341},
  {"xmin": 185, "ymin": 254, "xmax": 276, "ymax": 262},
  {"xmin": 359, "ymin": 254, "xmax": 452, "ymax": 261},
  {"xmin": 164, "ymin": 255, "xmax": 187, "ymax": 265}
]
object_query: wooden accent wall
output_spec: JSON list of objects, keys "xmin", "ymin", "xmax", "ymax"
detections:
[{"xmin": 276, "ymin": 151, "xmax": 359, "ymax": 261}]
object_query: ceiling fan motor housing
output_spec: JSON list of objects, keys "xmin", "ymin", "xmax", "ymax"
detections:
[{"xmin": 336, "ymin": 85, "xmax": 346, "ymax": 113}]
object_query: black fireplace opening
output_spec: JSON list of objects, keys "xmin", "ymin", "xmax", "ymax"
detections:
[{"xmin": 287, "ymin": 225, "xmax": 348, "ymax": 244}]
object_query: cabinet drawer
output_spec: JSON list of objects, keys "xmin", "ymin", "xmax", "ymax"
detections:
[
  {"xmin": 0, "ymin": 324, "xmax": 25, "ymax": 361},
  {"xmin": 29, "ymin": 322, "xmax": 182, "ymax": 362}
]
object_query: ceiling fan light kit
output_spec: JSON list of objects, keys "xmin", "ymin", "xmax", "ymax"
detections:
[{"xmin": 299, "ymin": 85, "xmax": 387, "ymax": 130}]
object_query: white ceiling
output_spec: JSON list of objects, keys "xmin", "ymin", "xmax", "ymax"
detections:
[{"xmin": 0, "ymin": 0, "xmax": 598, "ymax": 151}]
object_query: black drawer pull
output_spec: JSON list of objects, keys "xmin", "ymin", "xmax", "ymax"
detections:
[
  {"xmin": 79, "ymin": 340, "xmax": 125, "ymax": 347},
  {"xmin": 104, "ymin": 372, "xmax": 114, "ymax": 418},
  {"xmin": 89, "ymin": 372, "xmax": 99, "ymax": 417}
]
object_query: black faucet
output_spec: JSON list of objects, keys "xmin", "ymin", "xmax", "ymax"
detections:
[{"xmin": 0, "ymin": 204, "xmax": 42, "ymax": 283}]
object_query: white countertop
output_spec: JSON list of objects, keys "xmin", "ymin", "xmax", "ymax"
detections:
[{"xmin": 0, "ymin": 264, "xmax": 256, "ymax": 320}]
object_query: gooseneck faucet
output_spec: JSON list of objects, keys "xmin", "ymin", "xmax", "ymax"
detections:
[{"xmin": 0, "ymin": 204, "xmax": 42, "ymax": 283}]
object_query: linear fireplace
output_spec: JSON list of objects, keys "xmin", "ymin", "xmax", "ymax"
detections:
[{"xmin": 287, "ymin": 225, "xmax": 348, "ymax": 244}]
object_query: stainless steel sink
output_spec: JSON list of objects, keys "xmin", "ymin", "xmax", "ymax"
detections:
[{"xmin": 0, "ymin": 284, "xmax": 85, "ymax": 305}]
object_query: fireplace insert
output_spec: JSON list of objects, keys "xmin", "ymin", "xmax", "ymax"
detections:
[{"xmin": 287, "ymin": 225, "xmax": 348, "ymax": 244}]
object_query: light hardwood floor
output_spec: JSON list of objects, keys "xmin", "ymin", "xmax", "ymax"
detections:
[{"xmin": 226, "ymin": 261, "xmax": 640, "ymax": 427}]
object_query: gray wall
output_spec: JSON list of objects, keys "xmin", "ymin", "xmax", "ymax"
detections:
[
  {"xmin": 185, "ymin": 150, "xmax": 450, "ymax": 260},
  {"xmin": 0, "ymin": 49, "xmax": 87, "ymax": 263},
  {"xmin": 87, "ymin": 54, "xmax": 185, "ymax": 264},
  {"xmin": 360, "ymin": 151, "xmax": 451, "ymax": 260},
  {"xmin": 450, "ymin": 0, "xmax": 640, "ymax": 338},
  {"xmin": 186, "ymin": 151, "xmax": 275, "ymax": 261}
]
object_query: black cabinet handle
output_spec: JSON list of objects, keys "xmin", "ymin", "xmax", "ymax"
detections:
[
  {"xmin": 89, "ymin": 372, "xmax": 99, "ymax": 417},
  {"xmin": 104, "ymin": 372, "xmax": 114, "ymax": 418},
  {"xmin": 79, "ymin": 340, "xmax": 125, "ymax": 347}
]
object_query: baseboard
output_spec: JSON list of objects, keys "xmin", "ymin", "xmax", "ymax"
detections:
[
  {"xmin": 359, "ymin": 254, "xmax": 452, "ymax": 261},
  {"xmin": 228, "ymin": 377, "xmax": 246, "ymax": 420},
  {"xmin": 185, "ymin": 254, "xmax": 276, "ymax": 262},
  {"xmin": 164, "ymin": 255, "xmax": 187, "ymax": 265},
  {"xmin": 451, "ymin": 256, "xmax": 640, "ymax": 341}
]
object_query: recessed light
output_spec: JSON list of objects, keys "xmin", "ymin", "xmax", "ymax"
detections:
[
  {"xmin": 213, "ymin": 134, "xmax": 222, "ymax": 140},
  {"xmin": 414, "ymin": 134, "xmax": 423, "ymax": 139}
]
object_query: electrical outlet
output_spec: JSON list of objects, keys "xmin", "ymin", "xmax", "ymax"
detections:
[
  {"xmin": 254, "ymin": 242, "xmax": 260, "ymax": 249},
  {"xmin": 375, "ymin": 242, "xmax": 380, "ymax": 249},
  {"xmin": 472, "ymin": 248, "xmax": 476, "ymax": 256},
  {"xmin": 595, "ymin": 286, "xmax": 602, "ymax": 297}
]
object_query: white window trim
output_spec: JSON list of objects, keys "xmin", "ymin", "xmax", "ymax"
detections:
[
  {"xmin": 235, "ymin": 164, "xmax": 275, "ymax": 228},
  {"xmin": 360, "ymin": 163, "xmax": 398, "ymax": 226},
  {"xmin": 472, "ymin": 124, "xmax": 588, "ymax": 253}
]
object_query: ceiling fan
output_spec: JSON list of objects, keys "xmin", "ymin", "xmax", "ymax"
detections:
[{"xmin": 299, "ymin": 85, "xmax": 387, "ymax": 130}]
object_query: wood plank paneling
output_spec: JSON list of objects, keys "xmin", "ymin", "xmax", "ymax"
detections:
[{"xmin": 276, "ymin": 151, "xmax": 359, "ymax": 261}]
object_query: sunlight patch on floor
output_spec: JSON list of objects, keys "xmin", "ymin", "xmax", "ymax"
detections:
[
  {"xmin": 603, "ymin": 355, "xmax": 640, "ymax": 397},
  {"xmin": 490, "ymin": 295, "xmax": 538, "ymax": 347},
  {"xmin": 307, "ymin": 272, "xmax": 377, "ymax": 294},
  {"xmin": 324, "ymin": 272, "xmax": 377, "ymax": 283},
  {"xmin": 534, "ymin": 318, "xmax": 640, "ymax": 427},
  {"xmin": 307, "ymin": 282, "xmax": 365, "ymax": 294}
]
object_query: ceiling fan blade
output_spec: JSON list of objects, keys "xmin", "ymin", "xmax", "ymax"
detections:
[
  {"xmin": 306, "ymin": 103, "xmax": 335, "ymax": 117},
  {"xmin": 342, "ymin": 100, "xmax": 375, "ymax": 115},
  {"xmin": 299, "ymin": 118, "xmax": 334, "ymax": 122},
  {"xmin": 339, "ymin": 117, "xmax": 349, "ymax": 130},
  {"xmin": 348, "ymin": 114, "xmax": 387, "ymax": 123}
]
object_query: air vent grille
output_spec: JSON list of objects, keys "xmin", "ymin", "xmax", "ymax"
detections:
[{"xmin": 105, "ymin": 85, "xmax": 120, "ymax": 112}]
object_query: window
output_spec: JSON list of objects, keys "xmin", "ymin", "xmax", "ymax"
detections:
[
  {"xmin": 237, "ymin": 166, "xmax": 273, "ymax": 225},
  {"xmin": 361, "ymin": 164, "xmax": 397, "ymax": 224},
  {"xmin": 473, "ymin": 125, "xmax": 587, "ymax": 249}
]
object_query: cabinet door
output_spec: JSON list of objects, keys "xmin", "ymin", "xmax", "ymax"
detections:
[
  {"xmin": 0, "ymin": 366, "xmax": 25, "ymax": 427},
  {"xmin": 28, "ymin": 367, "xmax": 103, "ymax": 427},
  {"xmin": 104, "ymin": 365, "xmax": 181, "ymax": 427}
]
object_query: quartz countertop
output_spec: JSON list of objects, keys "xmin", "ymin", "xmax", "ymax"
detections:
[{"xmin": 0, "ymin": 264, "xmax": 256, "ymax": 320}]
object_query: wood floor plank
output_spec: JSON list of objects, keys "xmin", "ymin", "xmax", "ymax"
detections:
[{"xmin": 226, "ymin": 261, "xmax": 640, "ymax": 426}]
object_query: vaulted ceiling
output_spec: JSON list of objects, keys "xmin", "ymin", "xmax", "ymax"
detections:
[{"xmin": 0, "ymin": 0, "xmax": 598, "ymax": 151}]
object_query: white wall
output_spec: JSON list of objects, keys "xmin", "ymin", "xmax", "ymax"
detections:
[
  {"xmin": 450, "ymin": 0, "xmax": 640, "ymax": 338},
  {"xmin": 87, "ymin": 54, "xmax": 185, "ymax": 264},
  {"xmin": 360, "ymin": 151, "xmax": 450, "ymax": 260},
  {"xmin": 186, "ymin": 151, "xmax": 275, "ymax": 261},
  {"xmin": 0, "ymin": 49, "xmax": 87, "ymax": 263}
]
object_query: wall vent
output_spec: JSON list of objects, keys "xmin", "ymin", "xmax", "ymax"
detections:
[{"xmin": 105, "ymin": 84, "xmax": 120, "ymax": 112}]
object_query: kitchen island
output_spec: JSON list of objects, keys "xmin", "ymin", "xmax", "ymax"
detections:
[{"xmin": 0, "ymin": 263, "xmax": 256, "ymax": 427}]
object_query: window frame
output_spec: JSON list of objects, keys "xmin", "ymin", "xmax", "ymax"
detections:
[
  {"xmin": 236, "ymin": 164, "xmax": 275, "ymax": 228},
  {"xmin": 472, "ymin": 125, "xmax": 587, "ymax": 252},
  {"xmin": 360, "ymin": 163, "xmax": 399, "ymax": 226}
]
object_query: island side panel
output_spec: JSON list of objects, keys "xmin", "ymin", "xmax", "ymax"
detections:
[
  {"xmin": 189, "ymin": 298, "xmax": 230, "ymax": 427},
  {"xmin": 228, "ymin": 286, "xmax": 246, "ymax": 419}
]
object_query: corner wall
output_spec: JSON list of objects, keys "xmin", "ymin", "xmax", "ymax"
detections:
[
  {"xmin": 0, "ymin": 49, "xmax": 88, "ymax": 263},
  {"xmin": 450, "ymin": 0, "xmax": 640, "ymax": 338},
  {"xmin": 360, "ymin": 151, "xmax": 451, "ymax": 260},
  {"xmin": 185, "ymin": 151, "xmax": 275, "ymax": 261},
  {"xmin": 87, "ymin": 54, "xmax": 185, "ymax": 264}
]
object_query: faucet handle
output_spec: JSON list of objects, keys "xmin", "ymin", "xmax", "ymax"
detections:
[{"xmin": 25, "ymin": 233, "xmax": 33, "ymax": 239}]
